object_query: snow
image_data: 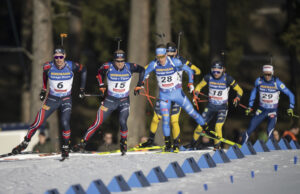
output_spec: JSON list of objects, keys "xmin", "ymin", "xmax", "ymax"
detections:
[{"xmin": 0, "ymin": 149, "xmax": 300, "ymax": 194}]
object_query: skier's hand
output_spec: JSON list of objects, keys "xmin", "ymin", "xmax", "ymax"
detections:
[
  {"xmin": 233, "ymin": 97, "xmax": 240, "ymax": 108},
  {"xmin": 79, "ymin": 88, "xmax": 85, "ymax": 99},
  {"xmin": 245, "ymin": 107, "xmax": 252, "ymax": 116},
  {"xmin": 99, "ymin": 84, "xmax": 106, "ymax": 97},
  {"xmin": 287, "ymin": 108, "xmax": 294, "ymax": 117},
  {"xmin": 134, "ymin": 86, "xmax": 143, "ymax": 96},
  {"xmin": 202, "ymin": 123, "xmax": 209, "ymax": 133},
  {"xmin": 188, "ymin": 83, "xmax": 194, "ymax": 93},
  {"xmin": 39, "ymin": 89, "xmax": 47, "ymax": 101}
]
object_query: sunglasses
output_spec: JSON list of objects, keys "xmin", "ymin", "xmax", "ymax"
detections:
[
  {"xmin": 212, "ymin": 71, "xmax": 222, "ymax": 74},
  {"xmin": 156, "ymin": 55, "xmax": 166, "ymax": 59},
  {"xmin": 264, "ymin": 74, "xmax": 272, "ymax": 77},
  {"xmin": 115, "ymin": 60, "xmax": 125, "ymax": 63},
  {"xmin": 54, "ymin": 56, "xmax": 64, "ymax": 59}
]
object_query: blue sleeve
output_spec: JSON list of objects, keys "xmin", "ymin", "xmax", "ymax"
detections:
[
  {"xmin": 173, "ymin": 58, "xmax": 194, "ymax": 83},
  {"xmin": 276, "ymin": 79, "xmax": 295, "ymax": 109},
  {"xmin": 248, "ymin": 78, "xmax": 260, "ymax": 107},
  {"xmin": 143, "ymin": 61, "xmax": 156, "ymax": 81}
]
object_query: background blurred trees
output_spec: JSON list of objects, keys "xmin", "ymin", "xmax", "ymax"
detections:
[{"xmin": 0, "ymin": 0, "xmax": 299, "ymax": 149}]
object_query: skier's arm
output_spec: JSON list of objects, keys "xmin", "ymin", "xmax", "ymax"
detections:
[
  {"xmin": 129, "ymin": 63, "xmax": 145, "ymax": 86},
  {"xmin": 276, "ymin": 79, "xmax": 295, "ymax": 109},
  {"xmin": 97, "ymin": 63, "xmax": 110, "ymax": 86},
  {"xmin": 181, "ymin": 64, "xmax": 194, "ymax": 84},
  {"xmin": 143, "ymin": 62, "xmax": 155, "ymax": 81},
  {"xmin": 73, "ymin": 62, "xmax": 87, "ymax": 90},
  {"xmin": 42, "ymin": 63, "xmax": 51, "ymax": 90},
  {"xmin": 195, "ymin": 75, "xmax": 209, "ymax": 92},
  {"xmin": 180, "ymin": 56, "xmax": 201, "ymax": 75},
  {"xmin": 227, "ymin": 75, "xmax": 243, "ymax": 98}
]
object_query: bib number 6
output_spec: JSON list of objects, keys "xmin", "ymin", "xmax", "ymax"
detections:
[{"xmin": 57, "ymin": 82, "xmax": 64, "ymax": 89}]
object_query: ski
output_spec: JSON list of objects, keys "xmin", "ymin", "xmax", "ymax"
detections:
[
  {"xmin": 197, "ymin": 131, "xmax": 241, "ymax": 148},
  {"xmin": 0, "ymin": 151, "xmax": 38, "ymax": 159}
]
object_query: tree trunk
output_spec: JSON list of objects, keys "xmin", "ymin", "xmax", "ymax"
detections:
[
  {"xmin": 127, "ymin": 0, "xmax": 150, "ymax": 147},
  {"xmin": 21, "ymin": 0, "xmax": 32, "ymax": 122},
  {"xmin": 155, "ymin": 0, "xmax": 171, "ymax": 44},
  {"xmin": 154, "ymin": 0, "xmax": 171, "ymax": 145},
  {"xmin": 210, "ymin": 0, "xmax": 227, "ymax": 62},
  {"xmin": 68, "ymin": 0, "xmax": 82, "ymax": 61},
  {"xmin": 32, "ymin": 0, "xmax": 59, "ymax": 150}
]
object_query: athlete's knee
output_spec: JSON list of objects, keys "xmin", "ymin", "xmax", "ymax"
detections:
[{"xmin": 152, "ymin": 112, "xmax": 162, "ymax": 124}]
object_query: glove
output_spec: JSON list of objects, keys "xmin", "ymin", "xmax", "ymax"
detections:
[
  {"xmin": 79, "ymin": 89, "xmax": 85, "ymax": 99},
  {"xmin": 287, "ymin": 108, "xmax": 294, "ymax": 117},
  {"xmin": 245, "ymin": 107, "xmax": 252, "ymax": 116},
  {"xmin": 233, "ymin": 97, "xmax": 240, "ymax": 108},
  {"xmin": 39, "ymin": 89, "xmax": 46, "ymax": 101},
  {"xmin": 99, "ymin": 85, "xmax": 106, "ymax": 97},
  {"xmin": 134, "ymin": 86, "xmax": 143, "ymax": 96},
  {"xmin": 188, "ymin": 83, "xmax": 194, "ymax": 93},
  {"xmin": 202, "ymin": 123, "xmax": 209, "ymax": 133}
]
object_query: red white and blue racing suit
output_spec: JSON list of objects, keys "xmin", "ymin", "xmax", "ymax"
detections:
[
  {"xmin": 26, "ymin": 61, "xmax": 87, "ymax": 144},
  {"xmin": 83, "ymin": 62, "xmax": 145, "ymax": 142}
]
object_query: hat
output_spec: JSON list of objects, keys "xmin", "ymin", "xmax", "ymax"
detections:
[{"xmin": 262, "ymin": 65, "xmax": 274, "ymax": 74}]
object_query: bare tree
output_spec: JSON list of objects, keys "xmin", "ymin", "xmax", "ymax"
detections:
[
  {"xmin": 154, "ymin": 0, "xmax": 171, "ymax": 145},
  {"xmin": 127, "ymin": 0, "xmax": 150, "ymax": 146},
  {"xmin": 68, "ymin": 0, "xmax": 82, "ymax": 61},
  {"xmin": 31, "ymin": 0, "xmax": 59, "ymax": 150},
  {"xmin": 21, "ymin": 0, "xmax": 32, "ymax": 122},
  {"xmin": 156, "ymin": 0, "xmax": 171, "ymax": 44}
]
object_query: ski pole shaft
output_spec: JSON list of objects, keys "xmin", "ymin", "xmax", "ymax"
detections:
[
  {"xmin": 139, "ymin": 93, "xmax": 168, "ymax": 103},
  {"xmin": 84, "ymin": 93, "xmax": 102, "ymax": 97},
  {"xmin": 193, "ymin": 90, "xmax": 199, "ymax": 111},
  {"xmin": 239, "ymin": 103, "xmax": 248, "ymax": 109}
]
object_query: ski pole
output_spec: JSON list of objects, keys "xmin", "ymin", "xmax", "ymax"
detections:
[
  {"xmin": 177, "ymin": 31, "xmax": 184, "ymax": 55},
  {"xmin": 139, "ymin": 93, "xmax": 168, "ymax": 103},
  {"xmin": 84, "ymin": 93, "xmax": 102, "ymax": 97},
  {"xmin": 193, "ymin": 90, "xmax": 199, "ymax": 111},
  {"xmin": 114, "ymin": 37, "xmax": 122, "ymax": 50},
  {"xmin": 60, "ymin": 33, "xmax": 68, "ymax": 47}
]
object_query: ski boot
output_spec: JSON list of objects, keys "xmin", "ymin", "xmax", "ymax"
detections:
[
  {"xmin": 72, "ymin": 139, "xmax": 86, "ymax": 152},
  {"xmin": 139, "ymin": 137, "xmax": 154, "ymax": 148},
  {"xmin": 61, "ymin": 143, "xmax": 70, "ymax": 160},
  {"xmin": 163, "ymin": 136, "xmax": 172, "ymax": 152},
  {"xmin": 173, "ymin": 138, "xmax": 180, "ymax": 153},
  {"xmin": 139, "ymin": 132, "xmax": 155, "ymax": 148},
  {"xmin": 11, "ymin": 137, "xmax": 30, "ymax": 155},
  {"xmin": 183, "ymin": 139, "xmax": 197, "ymax": 150},
  {"xmin": 213, "ymin": 142, "xmax": 221, "ymax": 151},
  {"xmin": 120, "ymin": 138, "xmax": 127, "ymax": 156}
]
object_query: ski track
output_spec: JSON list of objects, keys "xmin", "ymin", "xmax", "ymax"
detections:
[{"xmin": 0, "ymin": 150, "xmax": 299, "ymax": 194}]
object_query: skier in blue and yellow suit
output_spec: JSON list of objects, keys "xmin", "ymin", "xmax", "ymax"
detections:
[
  {"xmin": 187, "ymin": 61, "xmax": 243, "ymax": 150},
  {"xmin": 140, "ymin": 42, "xmax": 201, "ymax": 150},
  {"xmin": 242, "ymin": 64, "xmax": 295, "ymax": 143},
  {"xmin": 142, "ymin": 44, "xmax": 206, "ymax": 152}
]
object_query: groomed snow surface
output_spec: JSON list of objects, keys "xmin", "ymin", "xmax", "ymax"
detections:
[{"xmin": 0, "ymin": 149, "xmax": 300, "ymax": 194}]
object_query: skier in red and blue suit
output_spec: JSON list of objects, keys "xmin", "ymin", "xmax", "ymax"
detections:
[
  {"xmin": 143, "ymin": 44, "xmax": 207, "ymax": 152},
  {"xmin": 12, "ymin": 47, "xmax": 87, "ymax": 158},
  {"xmin": 76, "ymin": 49, "xmax": 145, "ymax": 155},
  {"xmin": 242, "ymin": 64, "xmax": 295, "ymax": 143}
]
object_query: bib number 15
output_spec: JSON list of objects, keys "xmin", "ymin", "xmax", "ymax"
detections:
[{"xmin": 115, "ymin": 82, "xmax": 125, "ymax": 88}]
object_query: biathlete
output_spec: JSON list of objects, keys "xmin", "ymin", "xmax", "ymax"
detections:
[
  {"xmin": 242, "ymin": 64, "xmax": 295, "ymax": 143},
  {"xmin": 139, "ymin": 42, "xmax": 201, "ymax": 150},
  {"xmin": 142, "ymin": 44, "xmax": 207, "ymax": 152},
  {"xmin": 74, "ymin": 50, "xmax": 145, "ymax": 155},
  {"xmin": 12, "ymin": 47, "xmax": 87, "ymax": 158}
]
